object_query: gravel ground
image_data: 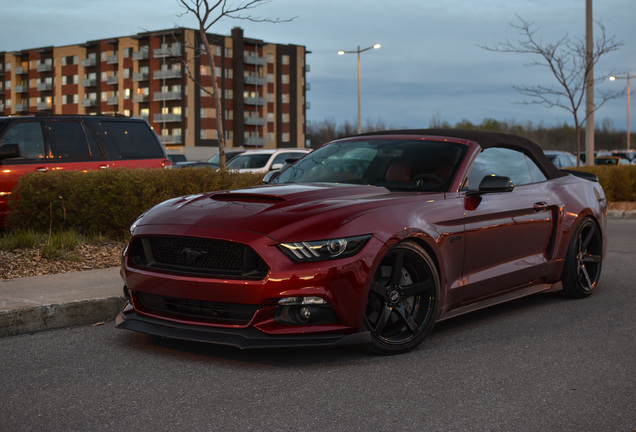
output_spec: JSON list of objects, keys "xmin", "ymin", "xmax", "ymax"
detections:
[{"xmin": 1, "ymin": 202, "xmax": 634, "ymax": 280}]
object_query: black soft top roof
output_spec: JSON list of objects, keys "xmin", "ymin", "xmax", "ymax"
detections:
[{"xmin": 352, "ymin": 128, "xmax": 565, "ymax": 179}]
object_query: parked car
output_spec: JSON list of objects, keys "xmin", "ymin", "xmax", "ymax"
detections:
[
  {"xmin": 117, "ymin": 129, "xmax": 606, "ymax": 354},
  {"xmin": 612, "ymin": 150, "xmax": 636, "ymax": 163},
  {"xmin": 594, "ymin": 156, "xmax": 630, "ymax": 165},
  {"xmin": 207, "ymin": 149, "xmax": 246, "ymax": 167},
  {"xmin": 0, "ymin": 114, "xmax": 171, "ymax": 228},
  {"xmin": 225, "ymin": 148, "xmax": 311, "ymax": 174},
  {"xmin": 167, "ymin": 154, "xmax": 187, "ymax": 165},
  {"xmin": 544, "ymin": 150, "xmax": 581, "ymax": 168}
]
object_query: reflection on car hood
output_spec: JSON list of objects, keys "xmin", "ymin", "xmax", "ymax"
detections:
[{"xmin": 137, "ymin": 183, "xmax": 440, "ymax": 241}]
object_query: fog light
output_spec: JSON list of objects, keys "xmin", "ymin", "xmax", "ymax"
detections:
[
  {"xmin": 275, "ymin": 296, "xmax": 339, "ymax": 325},
  {"xmin": 299, "ymin": 306, "xmax": 311, "ymax": 321}
]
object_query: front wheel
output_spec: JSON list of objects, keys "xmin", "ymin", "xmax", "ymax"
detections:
[
  {"xmin": 364, "ymin": 241, "xmax": 440, "ymax": 354},
  {"xmin": 561, "ymin": 218, "xmax": 603, "ymax": 298}
]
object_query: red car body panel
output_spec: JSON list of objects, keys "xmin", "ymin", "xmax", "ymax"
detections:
[{"xmin": 117, "ymin": 130, "xmax": 607, "ymax": 349}]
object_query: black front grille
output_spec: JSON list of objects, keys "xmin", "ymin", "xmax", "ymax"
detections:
[
  {"xmin": 129, "ymin": 236, "xmax": 269, "ymax": 279},
  {"xmin": 138, "ymin": 292, "xmax": 258, "ymax": 325}
]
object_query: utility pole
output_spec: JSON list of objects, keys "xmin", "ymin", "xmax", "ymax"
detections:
[{"xmin": 585, "ymin": 0, "xmax": 595, "ymax": 165}]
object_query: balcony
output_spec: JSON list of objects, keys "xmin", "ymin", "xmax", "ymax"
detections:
[
  {"xmin": 107, "ymin": 75, "xmax": 119, "ymax": 85},
  {"xmin": 14, "ymin": 66, "xmax": 27, "ymax": 75},
  {"xmin": 133, "ymin": 114, "xmax": 150, "ymax": 121},
  {"xmin": 153, "ymin": 113, "xmax": 182, "ymax": 123},
  {"xmin": 14, "ymin": 103, "xmax": 29, "ymax": 112},
  {"xmin": 132, "ymin": 94, "xmax": 149, "ymax": 103},
  {"xmin": 37, "ymin": 82, "xmax": 53, "ymax": 91},
  {"xmin": 81, "ymin": 98, "xmax": 97, "ymax": 107},
  {"xmin": 154, "ymin": 45, "xmax": 182, "ymax": 58},
  {"xmin": 245, "ymin": 136, "xmax": 266, "ymax": 146},
  {"xmin": 159, "ymin": 134, "xmax": 183, "ymax": 144},
  {"xmin": 81, "ymin": 57, "xmax": 97, "ymax": 67},
  {"xmin": 37, "ymin": 101, "xmax": 52, "ymax": 110},
  {"xmin": 154, "ymin": 69, "xmax": 182, "ymax": 80},
  {"xmin": 245, "ymin": 75, "xmax": 266, "ymax": 85},
  {"xmin": 107, "ymin": 55, "xmax": 118, "ymax": 64},
  {"xmin": 132, "ymin": 49, "xmax": 149, "ymax": 60},
  {"xmin": 107, "ymin": 96, "xmax": 119, "ymax": 106},
  {"xmin": 36, "ymin": 63, "xmax": 53, "ymax": 72},
  {"xmin": 14, "ymin": 84, "xmax": 29, "ymax": 93},
  {"xmin": 244, "ymin": 96, "xmax": 266, "ymax": 106},
  {"xmin": 153, "ymin": 91, "xmax": 182, "ymax": 101},
  {"xmin": 81, "ymin": 78, "xmax": 97, "ymax": 87},
  {"xmin": 132, "ymin": 72, "xmax": 150, "ymax": 82},
  {"xmin": 244, "ymin": 116, "xmax": 266, "ymax": 126},
  {"xmin": 244, "ymin": 55, "xmax": 266, "ymax": 66}
]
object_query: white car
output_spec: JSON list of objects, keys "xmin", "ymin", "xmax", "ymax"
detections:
[{"xmin": 225, "ymin": 148, "xmax": 311, "ymax": 173}]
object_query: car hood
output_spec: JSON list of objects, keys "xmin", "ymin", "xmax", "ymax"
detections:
[{"xmin": 136, "ymin": 183, "xmax": 442, "ymax": 241}]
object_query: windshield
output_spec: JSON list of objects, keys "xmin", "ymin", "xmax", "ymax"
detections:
[
  {"xmin": 272, "ymin": 139, "xmax": 466, "ymax": 192},
  {"xmin": 227, "ymin": 153, "xmax": 271, "ymax": 169}
]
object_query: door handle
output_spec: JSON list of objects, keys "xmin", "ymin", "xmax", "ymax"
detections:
[{"xmin": 533, "ymin": 202, "xmax": 548, "ymax": 211}]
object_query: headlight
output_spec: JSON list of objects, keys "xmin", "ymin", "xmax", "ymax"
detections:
[
  {"xmin": 129, "ymin": 213, "xmax": 146, "ymax": 236},
  {"xmin": 278, "ymin": 234, "xmax": 371, "ymax": 262}
]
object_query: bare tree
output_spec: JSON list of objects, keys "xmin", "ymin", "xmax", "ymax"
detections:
[
  {"xmin": 481, "ymin": 15, "xmax": 624, "ymax": 165},
  {"xmin": 177, "ymin": 0, "xmax": 293, "ymax": 168}
]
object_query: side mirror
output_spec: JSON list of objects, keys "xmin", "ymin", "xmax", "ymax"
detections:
[
  {"xmin": 0, "ymin": 144, "xmax": 21, "ymax": 161},
  {"xmin": 468, "ymin": 175, "xmax": 514, "ymax": 196},
  {"xmin": 270, "ymin": 163, "xmax": 284, "ymax": 171}
]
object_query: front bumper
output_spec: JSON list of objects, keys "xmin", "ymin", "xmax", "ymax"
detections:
[{"xmin": 116, "ymin": 303, "xmax": 371, "ymax": 349}]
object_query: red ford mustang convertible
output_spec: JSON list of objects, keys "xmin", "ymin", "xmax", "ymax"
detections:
[{"xmin": 116, "ymin": 129, "xmax": 606, "ymax": 354}]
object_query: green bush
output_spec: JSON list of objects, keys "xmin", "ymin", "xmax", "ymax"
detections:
[
  {"xmin": 7, "ymin": 168, "xmax": 264, "ymax": 237},
  {"xmin": 572, "ymin": 165, "xmax": 636, "ymax": 202}
]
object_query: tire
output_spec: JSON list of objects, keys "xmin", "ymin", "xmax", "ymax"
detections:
[
  {"xmin": 364, "ymin": 241, "xmax": 440, "ymax": 354},
  {"xmin": 561, "ymin": 217, "xmax": 603, "ymax": 298}
]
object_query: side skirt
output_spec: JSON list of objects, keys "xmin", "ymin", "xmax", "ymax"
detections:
[{"xmin": 438, "ymin": 283, "xmax": 558, "ymax": 322}]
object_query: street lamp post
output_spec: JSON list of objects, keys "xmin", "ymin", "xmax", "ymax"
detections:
[
  {"xmin": 338, "ymin": 43, "xmax": 381, "ymax": 134},
  {"xmin": 609, "ymin": 73, "xmax": 634, "ymax": 150}
]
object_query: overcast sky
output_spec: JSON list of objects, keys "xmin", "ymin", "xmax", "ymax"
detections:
[{"xmin": 2, "ymin": 0, "xmax": 634, "ymax": 131}]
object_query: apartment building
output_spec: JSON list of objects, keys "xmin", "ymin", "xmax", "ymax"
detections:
[{"xmin": 0, "ymin": 27, "xmax": 309, "ymax": 156}]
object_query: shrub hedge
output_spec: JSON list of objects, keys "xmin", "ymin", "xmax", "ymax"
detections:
[
  {"xmin": 7, "ymin": 168, "xmax": 264, "ymax": 237},
  {"xmin": 573, "ymin": 165, "xmax": 636, "ymax": 202},
  {"xmin": 7, "ymin": 165, "xmax": 635, "ymax": 237}
]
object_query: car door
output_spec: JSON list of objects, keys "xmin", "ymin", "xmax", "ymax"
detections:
[
  {"xmin": 461, "ymin": 147, "xmax": 557, "ymax": 302},
  {"xmin": 46, "ymin": 119, "xmax": 108, "ymax": 172},
  {"xmin": 0, "ymin": 120, "xmax": 55, "ymax": 223}
]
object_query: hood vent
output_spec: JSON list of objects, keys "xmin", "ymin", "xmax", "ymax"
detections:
[{"xmin": 211, "ymin": 193, "xmax": 287, "ymax": 203}]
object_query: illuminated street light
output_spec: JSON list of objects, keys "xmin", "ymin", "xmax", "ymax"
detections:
[
  {"xmin": 609, "ymin": 73, "xmax": 634, "ymax": 150},
  {"xmin": 337, "ymin": 43, "xmax": 381, "ymax": 134}
]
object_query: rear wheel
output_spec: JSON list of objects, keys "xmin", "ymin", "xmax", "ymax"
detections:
[
  {"xmin": 364, "ymin": 241, "xmax": 440, "ymax": 354},
  {"xmin": 561, "ymin": 218, "xmax": 603, "ymax": 298}
]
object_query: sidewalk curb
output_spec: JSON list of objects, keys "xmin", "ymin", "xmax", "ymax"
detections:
[{"xmin": 0, "ymin": 296, "xmax": 126, "ymax": 338}]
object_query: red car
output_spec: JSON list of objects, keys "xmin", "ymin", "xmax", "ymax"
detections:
[
  {"xmin": 117, "ymin": 129, "xmax": 606, "ymax": 354},
  {"xmin": 0, "ymin": 115, "xmax": 171, "ymax": 228}
]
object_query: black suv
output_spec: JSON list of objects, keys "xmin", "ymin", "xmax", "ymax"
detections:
[{"xmin": 0, "ymin": 114, "xmax": 171, "ymax": 227}]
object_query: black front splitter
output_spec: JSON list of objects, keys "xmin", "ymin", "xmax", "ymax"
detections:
[{"xmin": 115, "ymin": 307, "xmax": 371, "ymax": 349}]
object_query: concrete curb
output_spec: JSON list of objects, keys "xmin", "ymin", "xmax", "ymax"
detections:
[{"xmin": 0, "ymin": 296, "xmax": 126, "ymax": 338}]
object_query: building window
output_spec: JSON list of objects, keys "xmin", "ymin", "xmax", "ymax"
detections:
[
  {"xmin": 282, "ymin": 113, "xmax": 290, "ymax": 123},
  {"xmin": 201, "ymin": 65, "xmax": 210, "ymax": 76},
  {"xmin": 225, "ymin": 89, "xmax": 233, "ymax": 99},
  {"xmin": 267, "ymin": 73, "xmax": 274, "ymax": 83},
  {"xmin": 282, "ymin": 74, "xmax": 289, "ymax": 84},
  {"xmin": 267, "ymin": 113, "xmax": 274, "ymax": 122},
  {"xmin": 282, "ymin": 55, "xmax": 289, "ymax": 65},
  {"xmin": 267, "ymin": 54, "xmax": 274, "ymax": 64},
  {"xmin": 225, "ymin": 48, "xmax": 233, "ymax": 58},
  {"xmin": 282, "ymin": 94, "xmax": 289, "ymax": 103},
  {"xmin": 282, "ymin": 132, "xmax": 290, "ymax": 141},
  {"xmin": 225, "ymin": 110, "xmax": 233, "ymax": 120}
]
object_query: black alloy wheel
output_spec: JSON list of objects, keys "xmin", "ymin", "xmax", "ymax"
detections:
[
  {"xmin": 562, "ymin": 217, "xmax": 603, "ymax": 298},
  {"xmin": 364, "ymin": 241, "xmax": 440, "ymax": 354}
]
